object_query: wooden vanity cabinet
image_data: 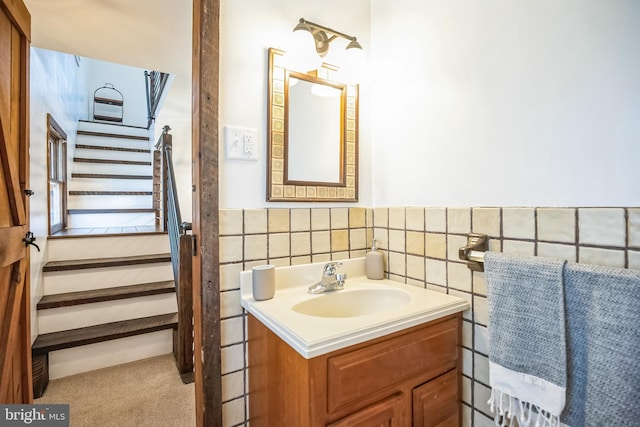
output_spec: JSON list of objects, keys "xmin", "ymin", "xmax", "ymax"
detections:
[{"xmin": 248, "ymin": 313, "xmax": 462, "ymax": 427}]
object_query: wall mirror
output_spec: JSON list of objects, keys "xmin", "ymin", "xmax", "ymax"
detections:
[{"xmin": 267, "ymin": 48, "xmax": 358, "ymax": 202}]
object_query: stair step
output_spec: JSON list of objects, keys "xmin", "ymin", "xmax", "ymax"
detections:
[
  {"xmin": 68, "ymin": 208, "xmax": 156, "ymax": 214},
  {"xmin": 43, "ymin": 253, "xmax": 171, "ymax": 272},
  {"xmin": 37, "ymin": 281, "xmax": 175, "ymax": 309},
  {"xmin": 69, "ymin": 190, "xmax": 153, "ymax": 196},
  {"xmin": 72, "ymin": 173, "xmax": 153, "ymax": 180},
  {"xmin": 76, "ymin": 144, "xmax": 150, "ymax": 154},
  {"xmin": 32, "ymin": 313, "xmax": 178, "ymax": 356},
  {"xmin": 73, "ymin": 157, "xmax": 151, "ymax": 166},
  {"xmin": 77, "ymin": 130, "xmax": 148, "ymax": 141}
]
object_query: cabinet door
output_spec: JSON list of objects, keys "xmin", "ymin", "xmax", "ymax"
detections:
[
  {"xmin": 413, "ymin": 369, "xmax": 460, "ymax": 427},
  {"xmin": 328, "ymin": 393, "xmax": 405, "ymax": 427}
]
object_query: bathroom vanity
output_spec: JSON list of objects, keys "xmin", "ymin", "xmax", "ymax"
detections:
[{"xmin": 241, "ymin": 258, "xmax": 469, "ymax": 427}]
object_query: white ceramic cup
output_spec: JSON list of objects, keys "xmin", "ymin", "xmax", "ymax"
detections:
[{"xmin": 252, "ymin": 265, "xmax": 275, "ymax": 301}]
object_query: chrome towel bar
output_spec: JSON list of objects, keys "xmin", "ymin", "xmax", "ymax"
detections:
[{"xmin": 459, "ymin": 233, "xmax": 488, "ymax": 271}]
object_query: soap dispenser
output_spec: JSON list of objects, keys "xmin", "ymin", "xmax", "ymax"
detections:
[{"xmin": 365, "ymin": 239, "xmax": 385, "ymax": 280}]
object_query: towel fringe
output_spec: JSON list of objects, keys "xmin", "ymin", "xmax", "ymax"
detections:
[{"xmin": 488, "ymin": 387, "xmax": 561, "ymax": 427}]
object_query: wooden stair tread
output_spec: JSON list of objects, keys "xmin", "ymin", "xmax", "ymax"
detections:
[
  {"xmin": 77, "ymin": 130, "xmax": 148, "ymax": 141},
  {"xmin": 71, "ymin": 173, "xmax": 153, "ymax": 180},
  {"xmin": 43, "ymin": 253, "xmax": 171, "ymax": 272},
  {"xmin": 68, "ymin": 208, "xmax": 156, "ymax": 214},
  {"xmin": 73, "ymin": 157, "xmax": 151, "ymax": 166},
  {"xmin": 76, "ymin": 144, "xmax": 150, "ymax": 154},
  {"xmin": 32, "ymin": 313, "xmax": 178, "ymax": 355},
  {"xmin": 37, "ymin": 281, "xmax": 175, "ymax": 309},
  {"xmin": 69, "ymin": 190, "xmax": 153, "ymax": 196}
]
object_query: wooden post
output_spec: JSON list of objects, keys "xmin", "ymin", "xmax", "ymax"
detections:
[
  {"xmin": 173, "ymin": 233, "xmax": 194, "ymax": 382},
  {"xmin": 192, "ymin": 0, "xmax": 222, "ymax": 425}
]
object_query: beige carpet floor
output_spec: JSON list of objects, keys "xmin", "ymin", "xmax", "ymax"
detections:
[{"xmin": 35, "ymin": 354, "xmax": 195, "ymax": 427}]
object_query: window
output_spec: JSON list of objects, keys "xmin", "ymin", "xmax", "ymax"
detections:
[{"xmin": 48, "ymin": 114, "xmax": 67, "ymax": 234}]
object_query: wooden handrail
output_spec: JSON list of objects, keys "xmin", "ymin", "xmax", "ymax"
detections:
[{"xmin": 154, "ymin": 125, "xmax": 193, "ymax": 381}]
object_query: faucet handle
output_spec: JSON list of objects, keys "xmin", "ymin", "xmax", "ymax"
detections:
[{"xmin": 323, "ymin": 262, "xmax": 342, "ymax": 276}]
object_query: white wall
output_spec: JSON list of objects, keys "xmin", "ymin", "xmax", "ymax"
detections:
[
  {"xmin": 29, "ymin": 47, "xmax": 89, "ymax": 342},
  {"xmin": 85, "ymin": 58, "xmax": 149, "ymax": 128},
  {"xmin": 219, "ymin": 0, "xmax": 372, "ymax": 208},
  {"xmin": 370, "ymin": 0, "xmax": 640, "ymax": 207}
]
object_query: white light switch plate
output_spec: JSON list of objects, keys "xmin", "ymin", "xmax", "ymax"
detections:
[{"xmin": 224, "ymin": 126, "xmax": 258, "ymax": 161}]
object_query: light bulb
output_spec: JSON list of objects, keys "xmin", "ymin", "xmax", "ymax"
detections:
[{"xmin": 283, "ymin": 28, "xmax": 322, "ymax": 73}]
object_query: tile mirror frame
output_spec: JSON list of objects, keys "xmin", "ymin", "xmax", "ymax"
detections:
[{"xmin": 267, "ymin": 47, "xmax": 359, "ymax": 202}]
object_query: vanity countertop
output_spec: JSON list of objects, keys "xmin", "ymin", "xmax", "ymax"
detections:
[{"xmin": 240, "ymin": 258, "xmax": 470, "ymax": 359}]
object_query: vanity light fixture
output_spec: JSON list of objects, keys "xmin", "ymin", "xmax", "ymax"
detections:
[{"xmin": 285, "ymin": 18, "xmax": 364, "ymax": 83}]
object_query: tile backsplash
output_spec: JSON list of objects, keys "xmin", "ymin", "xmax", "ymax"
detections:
[{"xmin": 218, "ymin": 206, "xmax": 640, "ymax": 427}]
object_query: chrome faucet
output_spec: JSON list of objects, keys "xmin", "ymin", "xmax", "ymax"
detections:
[{"xmin": 308, "ymin": 262, "xmax": 347, "ymax": 294}]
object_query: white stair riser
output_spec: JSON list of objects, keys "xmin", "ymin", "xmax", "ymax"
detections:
[
  {"xmin": 71, "ymin": 162, "xmax": 152, "ymax": 176},
  {"xmin": 68, "ymin": 178, "xmax": 153, "ymax": 192},
  {"xmin": 74, "ymin": 148, "xmax": 152, "ymax": 163},
  {"xmin": 44, "ymin": 263, "xmax": 173, "ymax": 295},
  {"xmin": 38, "ymin": 293, "xmax": 177, "ymax": 334},
  {"xmin": 75, "ymin": 135, "xmax": 151, "ymax": 150},
  {"xmin": 48, "ymin": 235, "xmax": 169, "ymax": 261},
  {"xmin": 67, "ymin": 212, "xmax": 157, "ymax": 228},
  {"xmin": 77, "ymin": 121, "xmax": 151, "ymax": 138},
  {"xmin": 68, "ymin": 195, "xmax": 152, "ymax": 209},
  {"xmin": 48, "ymin": 331, "xmax": 173, "ymax": 380}
]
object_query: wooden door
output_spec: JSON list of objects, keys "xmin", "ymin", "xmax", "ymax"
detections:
[
  {"xmin": 0, "ymin": 0, "xmax": 32, "ymax": 404},
  {"xmin": 412, "ymin": 369, "xmax": 460, "ymax": 427},
  {"xmin": 327, "ymin": 394, "xmax": 406, "ymax": 427}
]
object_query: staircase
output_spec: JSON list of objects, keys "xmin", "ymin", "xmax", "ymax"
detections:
[
  {"xmin": 32, "ymin": 233, "xmax": 177, "ymax": 398},
  {"xmin": 68, "ymin": 120, "xmax": 156, "ymax": 228}
]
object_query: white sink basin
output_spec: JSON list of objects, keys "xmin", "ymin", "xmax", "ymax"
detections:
[
  {"xmin": 240, "ymin": 258, "xmax": 470, "ymax": 358},
  {"xmin": 292, "ymin": 288, "xmax": 411, "ymax": 318}
]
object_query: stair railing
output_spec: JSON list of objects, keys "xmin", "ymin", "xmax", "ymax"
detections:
[
  {"xmin": 144, "ymin": 71, "xmax": 170, "ymax": 129},
  {"xmin": 154, "ymin": 125, "xmax": 194, "ymax": 381}
]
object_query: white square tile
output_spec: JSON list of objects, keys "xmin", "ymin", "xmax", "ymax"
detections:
[
  {"xmin": 388, "ymin": 229, "xmax": 405, "ymax": 252},
  {"xmin": 629, "ymin": 209, "xmax": 640, "ymax": 248},
  {"xmin": 502, "ymin": 240, "xmax": 535, "ymax": 256},
  {"xmin": 537, "ymin": 242, "xmax": 576, "ymax": 262},
  {"xmin": 221, "ymin": 290, "xmax": 243, "ymax": 318},
  {"xmin": 425, "ymin": 258, "xmax": 446, "ymax": 286},
  {"xmin": 220, "ymin": 263, "xmax": 242, "ymax": 291},
  {"xmin": 222, "ymin": 397, "xmax": 245, "ymax": 426},
  {"xmin": 474, "ymin": 383, "xmax": 492, "ymax": 418},
  {"xmin": 474, "ymin": 324, "xmax": 489, "ymax": 355},
  {"xmin": 330, "ymin": 208, "xmax": 349, "ymax": 229},
  {"xmin": 628, "ymin": 250, "xmax": 640, "ymax": 271},
  {"xmin": 462, "ymin": 376, "xmax": 472, "ymax": 405},
  {"xmin": 406, "ymin": 207, "xmax": 425, "ymax": 231},
  {"xmin": 462, "ymin": 320, "xmax": 473, "ymax": 348},
  {"xmin": 406, "ymin": 255, "xmax": 425, "ymax": 281},
  {"xmin": 221, "ymin": 317, "xmax": 244, "ymax": 346},
  {"xmin": 473, "ymin": 271, "xmax": 487, "ymax": 296},
  {"xmin": 579, "ymin": 208, "xmax": 625, "ymax": 247},
  {"xmin": 244, "ymin": 209, "xmax": 267, "ymax": 234},
  {"xmin": 388, "ymin": 251, "xmax": 405, "ymax": 277},
  {"xmin": 425, "ymin": 208, "xmax": 447, "ymax": 232},
  {"xmin": 448, "ymin": 262, "xmax": 472, "ymax": 292},
  {"xmin": 388, "ymin": 207, "xmax": 406, "ymax": 229},
  {"xmin": 474, "ymin": 408, "xmax": 495, "ymax": 427},
  {"xmin": 472, "ymin": 208, "xmax": 501, "ymax": 237},
  {"xmin": 220, "ymin": 236, "xmax": 243, "ymax": 263},
  {"xmin": 462, "ymin": 348, "xmax": 473, "ymax": 377},
  {"xmin": 474, "ymin": 353, "xmax": 490, "ymax": 385},
  {"xmin": 537, "ymin": 208, "xmax": 576, "ymax": 243},
  {"xmin": 311, "ymin": 208, "xmax": 330, "ymax": 230},
  {"xmin": 373, "ymin": 208, "xmax": 388, "ymax": 228},
  {"xmin": 220, "ymin": 209, "xmax": 243, "ymax": 235},
  {"xmin": 579, "ymin": 247, "xmax": 625, "ymax": 268},
  {"xmin": 448, "ymin": 207, "xmax": 471, "ymax": 234},
  {"xmin": 449, "ymin": 289, "xmax": 472, "ymax": 321},
  {"xmin": 503, "ymin": 208, "xmax": 535, "ymax": 239},
  {"xmin": 474, "ymin": 295, "xmax": 489, "ymax": 326},
  {"xmin": 221, "ymin": 344, "xmax": 244, "ymax": 374},
  {"xmin": 222, "ymin": 370, "xmax": 244, "ymax": 402}
]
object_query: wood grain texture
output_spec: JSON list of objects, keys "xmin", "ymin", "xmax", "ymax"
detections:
[
  {"xmin": 412, "ymin": 369, "xmax": 460, "ymax": 427},
  {"xmin": 192, "ymin": 0, "xmax": 222, "ymax": 425},
  {"xmin": 76, "ymin": 130, "xmax": 148, "ymax": 141},
  {"xmin": 42, "ymin": 253, "xmax": 170, "ymax": 272},
  {"xmin": 248, "ymin": 313, "xmax": 462, "ymax": 427}
]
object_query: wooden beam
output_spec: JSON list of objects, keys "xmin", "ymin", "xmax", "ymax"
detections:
[{"xmin": 192, "ymin": 0, "xmax": 222, "ymax": 425}]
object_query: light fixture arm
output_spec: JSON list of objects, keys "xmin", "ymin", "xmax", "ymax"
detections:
[{"xmin": 296, "ymin": 18, "xmax": 362, "ymax": 58}]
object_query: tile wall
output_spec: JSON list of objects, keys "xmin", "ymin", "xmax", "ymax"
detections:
[{"xmin": 218, "ymin": 207, "xmax": 640, "ymax": 427}]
